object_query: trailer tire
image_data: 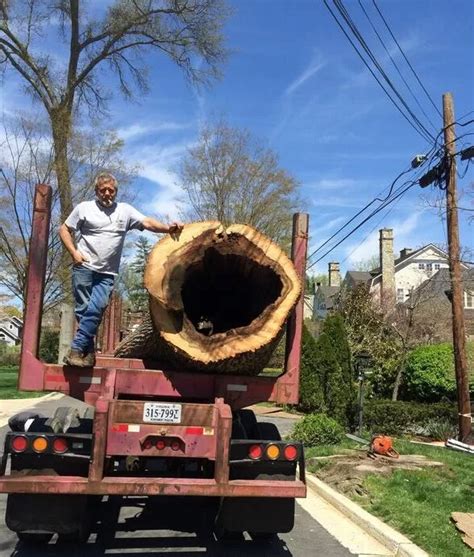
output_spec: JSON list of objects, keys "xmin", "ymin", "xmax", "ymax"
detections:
[{"xmin": 256, "ymin": 421, "xmax": 281, "ymax": 441}]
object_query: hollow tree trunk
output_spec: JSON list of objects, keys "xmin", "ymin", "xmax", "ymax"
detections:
[{"xmin": 115, "ymin": 222, "xmax": 301, "ymax": 374}]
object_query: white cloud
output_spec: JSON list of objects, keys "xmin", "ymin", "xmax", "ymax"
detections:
[
  {"xmin": 117, "ymin": 121, "xmax": 191, "ymax": 141},
  {"xmin": 344, "ymin": 211, "xmax": 422, "ymax": 265},
  {"xmin": 285, "ymin": 51, "xmax": 326, "ymax": 97}
]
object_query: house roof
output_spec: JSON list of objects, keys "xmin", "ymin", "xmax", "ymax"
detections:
[
  {"xmin": 0, "ymin": 326, "xmax": 19, "ymax": 341},
  {"xmin": 408, "ymin": 267, "xmax": 474, "ymax": 302},
  {"xmin": 345, "ymin": 271, "xmax": 372, "ymax": 284},
  {"xmin": 369, "ymin": 243, "xmax": 452, "ymax": 278},
  {"xmin": 315, "ymin": 285, "xmax": 340, "ymax": 310}
]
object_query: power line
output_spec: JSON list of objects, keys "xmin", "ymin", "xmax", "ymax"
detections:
[
  {"xmin": 357, "ymin": 0, "xmax": 439, "ymax": 133},
  {"xmin": 307, "ymin": 180, "xmax": 418, "ymax": 270},
  {"xmin": 330, "ymin": 0, "xmax": 436, "ymax": 142},
  {"xmin": 371, "ymin": 0, "xmax": 442, "ymax": 119},
  {"xmin": 323, "ymin": 0, "xmax": 434, "ymax": 144}
]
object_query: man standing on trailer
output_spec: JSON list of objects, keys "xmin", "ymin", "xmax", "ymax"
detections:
[{"xmin": 59, "ymin": 172, "xmax": 183, "ymax": 367}]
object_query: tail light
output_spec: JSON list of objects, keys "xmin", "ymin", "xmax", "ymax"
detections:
[
  {"xmin": 11, "ymin": 435, "xmax": 28, "ymax": 453},
  {"xmin": 284, "ymin": 444, "xmax": 298, "ymax": 461},
  {"xmin": 156, "ymin": 439, "xmax": 166, "ymax": 450},
  {"xmin": 265, "ymin": 444, "xmax": 280, "ymax": 460},
  {"xmin": 248, "ymin": 444, "xmax": 263, "ymax": 460},
  {"xmin": 32, "ymin": 436, "xmax": 48, "ymax": 453},
  {"xmin": 53, "ymin": 437, "xmax": 68, "ymax": 454},
  {"xmin": 170, "ymin": 440, "xmax": 180, "ymax": 451}
]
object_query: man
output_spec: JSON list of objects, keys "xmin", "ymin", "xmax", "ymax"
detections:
[{"xmin": 59, "ymin": 172, "xmax": 183, "ymax": 367}]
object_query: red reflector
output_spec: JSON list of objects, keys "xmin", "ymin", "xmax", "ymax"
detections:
[
  {"xmin": 11, "ymin": 436, "xmax": 28, "ymax": 453},
  {"xmin": 53, "ymin": 438, "xmax": 68, "ymax": 454},
  {"xmin": 284, "ymin": 445, "xmax": 298, "ymax": 461},
  {"xmin": 185, "ymin": 427, "xmax": 203, "ymax": 435},
  {"xmin": 113, "ymin": 424, "xmax": 128, "ymax": 432},
  {"xmin": 170, "ymin": 441, "xmax": 180, "ymax": 451},
  {"xmin": 156, "ymin": 439, "xmax": 166, "ymax": 450},
  {"xmin": 248, "ymin": 444, "xmax": 263, "ymax": 460},
  {"xmin": 143, "ymin": 439, "xmax": 152, "ymax": 450}
]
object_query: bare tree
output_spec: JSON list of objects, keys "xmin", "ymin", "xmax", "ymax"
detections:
[
  {"xmin": 0, "ymin": 0, "xmax": 229, "ymax": 224},
  {"xmin": 0, "ymin": 114, "xmax": 136, "ymax": 312},
  {"xmin": 178, "ymin": 121, "xmax": 301, "ymax": 247}
]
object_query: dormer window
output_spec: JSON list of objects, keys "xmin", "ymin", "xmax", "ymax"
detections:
[
  {"xmin": 465, "ymin": 291, "xmax": 473, "ymax": 309},
  {"xmin": 426, "ymin": 263, "xmax": 433, "ymax": 273},
  {"xmin": 418, "ymin": 263, "xmax": 425, "ymax": 269},
  {"xmin": 434, "ymin": 263, "xmax": 440, "ymax": 270}
]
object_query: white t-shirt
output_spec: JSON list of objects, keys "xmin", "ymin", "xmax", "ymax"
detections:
[{"xmin": 65, "ymin": 200, "xmax": 146, "ymax": 275}]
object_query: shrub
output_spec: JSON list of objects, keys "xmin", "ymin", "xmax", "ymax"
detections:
[
  {"xmin": 0, "ymin": 344, "xmax": 20, "ymax": 366},
  {"xmin": 402, "ymin": 343, "xmax": 456, "ymax": 402},
  {"xmin": 298, "ymin": 326, "xmax": 325, "ymax": 414},
  {"xmin": 424, "ymin": 419, "xmax": 457, "ymax": 441},
  {"xmin": 363, "ymin": 399, "xmax": 457, "ymax": 436},
  {"xmin": 292, "ymin": 413, "xmax": 344, "ymax": 446},
  {"xmin": 39, "ymin": 329, "xmax": 60, "ymax": 363}
]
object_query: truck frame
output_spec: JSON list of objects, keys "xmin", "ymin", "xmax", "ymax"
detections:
[{"xmin": 0, "ymin": 184, "xmax": 308, "ymax": 541}]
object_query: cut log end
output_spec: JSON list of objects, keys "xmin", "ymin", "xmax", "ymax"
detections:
[{"xmin": 115, "ymin": 222, "xmax": 301, "ymax": 374}]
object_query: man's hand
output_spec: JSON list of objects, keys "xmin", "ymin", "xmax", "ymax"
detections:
[
  {"xmin": 72, "ymin": 249, "xmax": 89, "ymax": 265},
  {"xmin": 168, "ymin": 222, "xmax": 184, "ymax": 236}
]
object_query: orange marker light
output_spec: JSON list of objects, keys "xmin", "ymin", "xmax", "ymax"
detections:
[
  {"xmin": 32, "ymin": 437, "xmax": 48, "ymax": 453},
  {"xmin": 266, "ymin": 444, "xmax": 280, "ymax": 460}
]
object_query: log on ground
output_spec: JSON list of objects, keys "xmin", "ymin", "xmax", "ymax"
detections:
[{"xmin": 115, "ymin": 222, "xmax": 301, "ymax": 374}]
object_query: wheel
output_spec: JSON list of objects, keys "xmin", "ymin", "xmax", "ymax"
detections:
[
  {"xmin": 237, "ymin": 409, "xmax": 258, "ymax": 439},
  {"xmin": 17, "ymin": 532, "xmax": 53, "ymax": 544},
  {"xmin": 249, "ymin": 531, "xmax": 278, "ymax": 541},
  {"xmin": 256, "ymin": 421, "xmax": 281, "ymax": 440}
]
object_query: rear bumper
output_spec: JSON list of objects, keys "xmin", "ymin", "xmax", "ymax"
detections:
[{"xmin": 0, "ymin": 475, "xmax": 306, "ymax": 497}]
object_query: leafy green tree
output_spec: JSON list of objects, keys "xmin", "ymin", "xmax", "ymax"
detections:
[
  {"xmin": 120, "ymin": 237, "xmax": 153, "ymax": 312},
  {"xmin": 298, "ymin": 325, "xmax": 324, "ymax": 413},
  {"xmin": 317, "ymin": 332, "xmax": 347, "ymax": 426}
]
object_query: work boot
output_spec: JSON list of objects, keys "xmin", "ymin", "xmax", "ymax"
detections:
[
  {"xmin": 82, "ymin": 351, "xmax": 96, "ymax": 367},
  {"xmin": 63, "ymin": 349, "xmax": 88, "ymax": 367}
]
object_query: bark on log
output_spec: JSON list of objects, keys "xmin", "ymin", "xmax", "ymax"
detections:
[{"xmin": 115, "ymin": 221, "xmax": 301, "ymax": 374}]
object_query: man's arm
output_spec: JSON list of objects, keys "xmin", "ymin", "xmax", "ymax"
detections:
[
  {"xmin": 59, "ymin": 224, "xmax": 89, "ymax": 265},
  {"xmin": 142, "ymin": 217, "xmax": 183, "ymax": 235}
]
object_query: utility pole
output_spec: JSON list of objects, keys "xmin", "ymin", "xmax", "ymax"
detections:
[{"xmin": 443, "ymin": 92, "xmax": 471, "ymax": 442}]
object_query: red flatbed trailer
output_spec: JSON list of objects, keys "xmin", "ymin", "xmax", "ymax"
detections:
[{"xmin": 0, "ymin": 184, "xmax": 308, "ymax": 541}]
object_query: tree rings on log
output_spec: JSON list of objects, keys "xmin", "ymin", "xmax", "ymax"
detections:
[{"xmin": 115, "ymin": 222, "xmax": 301, "ymax": 374}]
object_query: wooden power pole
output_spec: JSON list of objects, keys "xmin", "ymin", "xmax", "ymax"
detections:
[{"xmin": 443, "ymin": 92, "xmax": 471, "ymax": 442}]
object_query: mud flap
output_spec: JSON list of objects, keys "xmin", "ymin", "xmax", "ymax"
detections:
[
  {"xmin": 216, "ymin": 496, "xmax": 295, "ymax": 534},
  {"xmin": 6, "ymin": 493, "xmax": 90, "ymax": 536}
]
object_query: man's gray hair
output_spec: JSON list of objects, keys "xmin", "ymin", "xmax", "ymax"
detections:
[{"xmin": 94, "ymin": 172, "xmax": 118, "ymax": 189}]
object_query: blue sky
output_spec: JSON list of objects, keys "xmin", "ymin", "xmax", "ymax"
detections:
[{"xmin": 2, "ymin": 0, "xmax": 474, "ymax": 279}]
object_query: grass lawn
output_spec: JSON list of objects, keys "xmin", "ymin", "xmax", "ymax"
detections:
[
  {"xmin": 306, "ymin": 438, "xmax": 474, "ymax": 557},
  {"xmin": 0, "ymin": 366, "xmax": 45, "ymax": 399}
]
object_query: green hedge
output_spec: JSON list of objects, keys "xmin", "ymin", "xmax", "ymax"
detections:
[
  {"xmin": 364, "ymin": 399, "xmax": 458, "ymax": 436},
  {"xmin": 292, "ymin": 413, "xmax": 344, "ymax": 446}
]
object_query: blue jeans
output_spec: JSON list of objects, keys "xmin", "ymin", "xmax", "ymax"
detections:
[{"xmin": 71, "ymin": 266, "xmax": 115, "ymax": 353}]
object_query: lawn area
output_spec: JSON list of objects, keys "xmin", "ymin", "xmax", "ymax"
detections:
[
  {"xmin": 0, "ymin": 366, "xmax": 44, "ymax": 399},
  {"xmin": 306, "ymin": 438, "xmax": 474, "ymax": 557}
]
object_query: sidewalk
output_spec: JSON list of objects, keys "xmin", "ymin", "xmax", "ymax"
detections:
[{"xmin": 0, "ymin": 392, "xmax": 64, "ymax": 428}]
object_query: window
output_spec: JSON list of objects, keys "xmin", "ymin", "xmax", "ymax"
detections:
[
  {"xmin": 397, "ymin": 288, "xmax": 405, "ymax": 302},
  {"xmin": 426, "ymin": 263, "xmax": 433, "ymax": 272},
  {"xmin": 465, "ymin": 291, "xmax": 474, "ymax": 309},
  {"xmin": 434, "ymin": 263, "xmax": 440, "ymax": 270},
  {"xmin": 418, "ymin": 263, "xmax": 425, "ymax": 269}
]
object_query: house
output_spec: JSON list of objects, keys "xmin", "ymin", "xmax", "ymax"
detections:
[
  {"xmin": 313, "ymin": 228, "xmax": 462, "ymax": 318},
  {"xmin": 0, "ymin": 315, "xmax": 23, "ymax": 346},
  {"xmin": 407, "ymin": 267, "xmax": 474, "ymax": 339}
]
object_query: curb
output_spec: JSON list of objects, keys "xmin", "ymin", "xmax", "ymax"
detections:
[
  {"xmin": 0, "ymin": 392, "xmax": 64, "ymax": 428},
  {"xmin": 306, "ymin": 473, "xmax": 429, "ymax": 557}
]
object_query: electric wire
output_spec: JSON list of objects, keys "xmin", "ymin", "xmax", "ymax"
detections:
[
  {"xmin": 323, "ymin": 0, "xmax": 434, "ymax": 144},
  {"xmin": 371, "ymin": 0, "xmax": 443, "ymax": 119},
  {"xmin": 358, "ymin": 0, "xmax": 439, "ymax": 133},
  {"xmin": 331, "ymin": 0, "xmax": 436, "ymax": 142},
  {"xmin": 307, "ymin": 180, "xmax": 418, "ymax": 270}
]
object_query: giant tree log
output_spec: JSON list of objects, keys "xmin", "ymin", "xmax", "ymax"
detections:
[{"xmin": 115, "ymin": 221, "xmax": 301, "ymax": 374}]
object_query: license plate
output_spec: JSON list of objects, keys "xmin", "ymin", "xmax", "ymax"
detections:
[{"xmin": 143, "ymin": 403, "xmax": 182, "ymax": 424}]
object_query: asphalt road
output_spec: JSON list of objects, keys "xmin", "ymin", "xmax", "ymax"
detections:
[{"xmin": 0, "ymin": 397, "xmax": 353, "ymax": 556}]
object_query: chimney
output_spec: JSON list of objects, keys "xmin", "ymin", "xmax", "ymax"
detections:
[
  {"xmin": 328, "ymin": 262, "xmax": 341, "ymax": 288},
  {"xmin": 399, "ymin": 248, "xmax": 413, "ymax": 260},
  {"xmin": 379, "ymin": 228, "xmax": 395, "ymax": 305}
]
